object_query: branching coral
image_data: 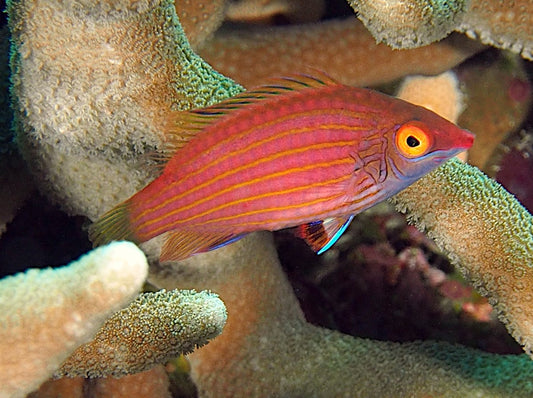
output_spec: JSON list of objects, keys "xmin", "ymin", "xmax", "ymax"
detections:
[
  {"xmin": 0, "ymin": 242, "xmax": 148, "ymax": 398},
  {"xmin": 390, "ymin": 157, "xmax": 533, "ymax": 357},
  {"xmin": 174, "ymin": 0, "xmax": 227, "ymax": 49},
  {"xmin": 348, "ymin": 0, "xmax": 465, "ymax": 49},
  {"xmin": 395, "ymin": 67, "xmax": 533, "ymax": 356},
  {"xmin": 458, "ymin": 1, "xmax": 533, "ymax": 60},
  {"xmin": 31, "ymin": 366, "xmax": 172, "ymax": 398},
  {"xmin": 150, "ymin": 233, "xmax": 533, "ymax": 397},
  {"xmin": 348, "ymin": 0, "xmax": 533, "ymax": 60},
  {"xmin": 55, "ymin": 289, "xmax": 226, "ymax": 378},
  {"xmin": 224, "ymin": 0, "xmax": 325, "ymax": 24},
  {"xmin": 7, "ymin": 0, "xmax": 241, "ymax": 220},
  {"xmin": 199, "ymin": 18, "xmax": 482, "ymax": 88},
  {"xmin": 5, "ymin": 0, "xmax": 533, "ymax": 396}
]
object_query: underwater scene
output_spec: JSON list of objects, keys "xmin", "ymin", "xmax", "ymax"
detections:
[{"xmin": 1, "ymin": 0, "xmax": 533, "ymax": 397}]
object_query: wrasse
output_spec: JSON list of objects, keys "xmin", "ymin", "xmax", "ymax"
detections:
[{"xmin": 90, "ymin": 74, "xmax": 474, "ymax": 262}]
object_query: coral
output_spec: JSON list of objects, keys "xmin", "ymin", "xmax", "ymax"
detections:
[
  {"xmin": 458, "ymin": 1, "xmax": 533, "ymax": 60},
  {"xmin": 30, "ymin": 366, "xmax": 171, "ymax": 398},
  {"xmin": 457, "ymin": 51, "xmax": 532, "ymax": 170},
  {"xmin": 5, "ymin": 0, "xmax": 533, "ymax": 396},
  {"xmin": 396, "ymin": 71, "xmax": 465, "ymax": 123},
  {"xmin": 150, "ymin": 232, "xmax": 533, "ymax": 397},
  {"xmin": 0, "ymin": 242, "xmax": 148, "ymax": 398},
  {"xmin": 55, "ymin": 289, "xmax": 227, "ymax": 378},
  {"xmin": 199, "ymin": 18, "xmax": 483, "ymax": 88},
  {"xmin": 348, "ymin": 0, "xmax": 533, "ymax": 60},
  {"xmin": 174, "ymin": 0, "xmax": 226, "ymax": 49},
  {"xmin": 394, "ymin": 76, "xmax": 533, "ymax": 356},
  {"xmin": 348, "ymin": 0, "xmax": 464, "ymax": 49},
  {"xmin": 7, "ymin": 0, "xmax": 241, "ymax": 220},
  {"xmin": 225, "ymin": 0, "xmax": 325, "ymax": 24},
  {"xmin": 390, "ymin": 158, "xmax": 533, "ymax": 356}
]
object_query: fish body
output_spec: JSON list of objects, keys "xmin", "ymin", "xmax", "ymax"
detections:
[{"xmin": 90, "ymin": 75, "xmax": 474, "ymax": 261}]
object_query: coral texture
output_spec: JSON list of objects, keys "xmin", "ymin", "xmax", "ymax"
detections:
[
  {"xmin": 7, "ymin": 0, "xmax": 241, "ymax": 220},
  {"xmin": 150, "ymin": 233, "xmax": 533, "ymax": 397},
  {"xmin": 348, "ymin": 0, "xmax": 464, "ymax": 48},
  {"xmin": 348, "ymin": 0, "xmax": 533, "ymax": 59},
  {"xmin": 391, "ymin": 158, "xmax": 533, "ymax": 356},
  {"xmin": 459, "ymin": 0, "xmax": 533, "ymax": 60},
  {"xmin": 5, "ymin": 0, "xmax": 533, "ymax": 396},
  {"xmin": 199, "ymin": 18, "xmax": 482, "ymax": 88},
  {"xmin": 0, "ymin": 242, "xmax": 148, "ymax": 398},
  {"xmin": 174, "ymin": 0, "xmax": 226, "ymax": 49},
  {"xmin": 55, "ymin": 289, "xmax": 227, "ymax": 378},
  {"xmin": 396, "ymin": 71, "xmax": 465, "ymax": 123}
]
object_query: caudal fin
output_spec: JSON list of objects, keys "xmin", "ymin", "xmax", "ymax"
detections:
[{"xmin": 88, "ymin": 201, "xmax": 137, "ymax": 247}]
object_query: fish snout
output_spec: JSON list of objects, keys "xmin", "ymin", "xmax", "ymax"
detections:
[{"xmin": 461, "ymin": 128, "xmax": 475, "ymax": 150}]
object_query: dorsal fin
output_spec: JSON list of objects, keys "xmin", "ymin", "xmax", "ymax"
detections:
[{"xmin": 158, "ymin": 71, "xmax": 339, "ymax": 162}]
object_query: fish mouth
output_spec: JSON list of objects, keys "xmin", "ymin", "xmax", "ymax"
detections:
[{"xmin": 431, "ymin": 148, "xmax": 467, "ymax": 164}]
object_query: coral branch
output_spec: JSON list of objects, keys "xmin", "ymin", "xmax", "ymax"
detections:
[
  {"xmin": 7, "ymin": 0, "xmax": 241, "ymax": 220},
  {"xmin": 458, "ymin": 1, "xmax": 533, "ymax": 60},
  {"xmin": 0, "ymin": 242, "xmax": 148, "ymax": 398},
  {"xmin": 347, "ymin": 0, "xmax": 465, "ymax": 48},
  {"xmin": 390, "ymin": 158, "xmax": 533, "ymax": 356},
  {"xmin": 199, "ymin": 18, "xmax": 482, "ymax": 88},
  {"xmin": 55, "ymin": 289, "xmax": 226, "ymax": 378},
  {"xmin": 151, "ymin": 233, "xmax": 533, "ymax": 397},
  {"xmin": 348, "ymin": 0, "xmax": 533, "ymax": 60}
]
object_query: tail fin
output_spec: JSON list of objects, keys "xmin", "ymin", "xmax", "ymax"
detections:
[{"xmin": 88, "ymin": 201, "xmax": 137, "ymax": 247}]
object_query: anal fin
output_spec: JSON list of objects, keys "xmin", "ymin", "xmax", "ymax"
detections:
[
  {"xmin": 294, "ymin": 215, "xmax": 354, "ymax": 254},
  {"xmin": 160, "ymin": 230, "xmax": 245, "ymax": 262}
]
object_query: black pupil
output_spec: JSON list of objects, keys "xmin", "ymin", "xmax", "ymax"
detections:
[{"xmin": 406, "ymin": 135, "xmax": 420, "ymax": 147}]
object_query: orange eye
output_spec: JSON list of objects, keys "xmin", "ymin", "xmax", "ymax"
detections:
[{"xmin": 395, "ymin": 122, "xmax": 431, "ymax": 158}]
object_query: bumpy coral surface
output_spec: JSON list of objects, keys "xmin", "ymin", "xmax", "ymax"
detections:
[
  {"xmin": 349, "ymin": 0, "xmax": 533, "ymax": 59},
  {"xmin": 199, "ymin": 18, "xmax": 482, "ymax": 88},
  {"xmin": 55, "ymin": 289, "xmax": 227, "ymax": 378},
  {"xmin": 348, "ymin": 0, "xmax": 464, "ymax": 48},
  {"xmin": 4, "ymin": 0, "xmax": 533, "ymax": 396},
  {"xmin": 0, "ymin": 242, "xmax": 148, "ymax": 398},
  {"xmin": 391, "ymin": 158, "xmax": 533, "ymax": 356},
  {"xmin": 7, "ymin": 0, "xmax": 241, "ymax": 220}
]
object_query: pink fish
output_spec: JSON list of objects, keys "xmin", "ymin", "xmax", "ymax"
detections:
[{"xmin": 89, "ymin": 74, "xmax": 473, "ymax": 261}]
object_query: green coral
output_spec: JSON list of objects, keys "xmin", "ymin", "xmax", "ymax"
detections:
[
  {"xmin": 390, "ymin": 157, "xmax": 533, "ymax": 356},
  {"xmin": 55, "ymin": 289, "xmax": 227, "ymax": 378},
  {"xmin": 347, "ymin": 0, "xmax": 465, "ymax": 48},
  {"xmin": 5, "ymin": 0, "xmax": 533, "ymax": 395}
]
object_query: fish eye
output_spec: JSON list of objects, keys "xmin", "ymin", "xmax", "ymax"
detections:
[{"xmin": 395, "ymin": 122, "xmax": 431, "ymax": 158}]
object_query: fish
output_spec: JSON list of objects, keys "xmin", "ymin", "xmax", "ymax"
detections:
[{"xmin": 89, "ymin": 73, "xmax": 474, "ymax": 262}]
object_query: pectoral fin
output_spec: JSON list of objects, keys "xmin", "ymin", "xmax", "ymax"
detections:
[{"xmin": 294, "ymin": 215, "xmax": 354, "ymax": 254}]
